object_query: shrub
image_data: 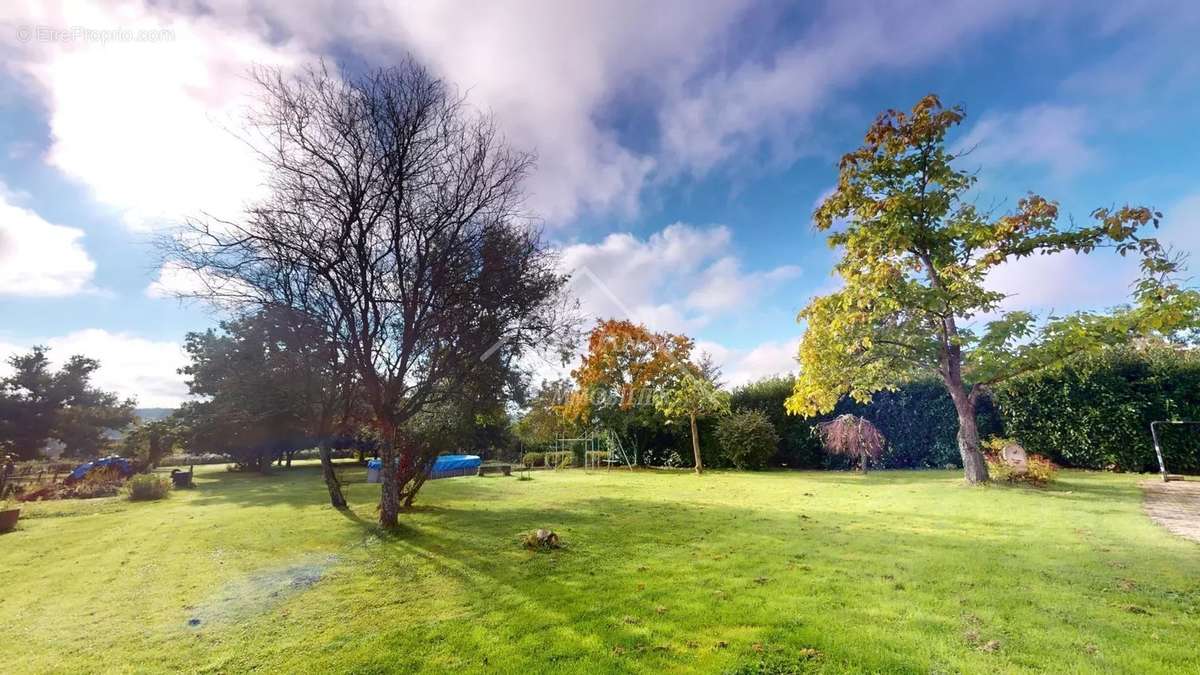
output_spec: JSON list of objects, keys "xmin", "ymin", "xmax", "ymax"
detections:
[
  {"xmin": 544, "ymin": 451, "xmax": 573, "ymax": 468},
  {"xmin": 521, "ymin": 452, "xmax": 544, "ymax": 468},
  {"xmin": 985, "ymin": 453, "xmax": 1058, "ymax": 485},
  {"xmin": 814, "ymin": 414, "xmax": 885, "ymax": 472},
  {"xmin": 127, "ymin": 474, "xmax": 171, "ymax": 501},
  {"xmin": 584, "ymin": 450, "xmax": 610, "ymax": 464},
  {"xmin": 716, "ymin": 410, "xmax": 780, "ymax": 470},
  {"xmin": 982, "ymin": 438, "xmax": 1058, "ymax": 485}
]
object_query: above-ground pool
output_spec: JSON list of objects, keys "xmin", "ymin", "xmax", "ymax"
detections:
[{"xmin": 365, "ymin": 455, "xmax": 481, "ymax": 482}]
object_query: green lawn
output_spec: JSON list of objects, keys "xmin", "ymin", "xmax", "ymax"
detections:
[{"xmin": 2, "ymin": 464, "xmax": 1198, "ymax": 673}]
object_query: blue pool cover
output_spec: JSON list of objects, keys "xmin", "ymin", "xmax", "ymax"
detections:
[
  {"xmin": 365, "ymin": 455, "xmax": 480, "ymax": 479},
  {"xmin": 430, "ymin": 454, "xmax": 481, "ymax": 479}
]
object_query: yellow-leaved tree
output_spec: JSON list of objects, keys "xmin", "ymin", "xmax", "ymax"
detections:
[{"xmin": 788, "ymin": 94, "xmax": 1200, "ymax": 483}]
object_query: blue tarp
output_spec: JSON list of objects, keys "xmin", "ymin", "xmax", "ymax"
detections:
[
  {"xmin": 67, "ymin": 456, "xmax": 134, "ymax": 483},
  {"xmin": 430, "ymin": 454, "xmax": 480, "ymax": 479},
  {"xmin": 364, "ymin": 455, "xmax": 481, "ymax": 480}
]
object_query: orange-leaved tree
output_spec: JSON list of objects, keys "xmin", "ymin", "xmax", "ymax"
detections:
[{"xmin": 565, "ymin": 319, "xmax": 695, "ymax": 466}]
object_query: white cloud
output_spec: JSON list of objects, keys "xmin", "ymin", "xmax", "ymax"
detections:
[
  {"xmin": 687, "ymin": 257, "xmax": 801, "ymax": 312},
  {"xmin": 559, "ymin": 223, "xmax": 798, "ymax": 333},
  {"xmin": 982, "ymin": 250, "xmax": 1139, "ymax": 318},
  {"xmin": 697, "ymin": 338, "xmax": 799, "ymax": 387},
  {"xmin": 1, "ymin": 1, "xmax": 310, "ymax": 231},
  {"xmin": 657, "ymin": 0, "xmax": 1042, "ymax": 176},
  {"xmin": 258, "ymin": 0, "xmax": 747, "ymax": 223},
  {"xmin": 144, "ymin": 260, "xmax": 253, "ymax": 304},
  {"xmin": 0, "ymin": 0, "xmax": 1062, "ymax": 229},
  {"xmin": 954, "ymin": 104, "xmax": 1097, "ymax": 177},
  {"xmin": 977, "ymin": 190, "xmax": 1200, "ymax": 318},
  {"xmin": 0, "ymin": 329, "xmax": 190, "ymax": 408},
  {"xmin": 0, "ymin": 187, "xmax": 96, "ymax": 296},
  {"xmin": 145, "ymin": 262, "xmax": 203, "ymax": 299}
]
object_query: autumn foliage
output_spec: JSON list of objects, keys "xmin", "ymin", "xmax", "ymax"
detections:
[{"xmin": 565, "ymin": 319, "xmax": 694, "ymax": 419}]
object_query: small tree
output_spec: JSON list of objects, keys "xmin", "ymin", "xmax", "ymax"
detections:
[
  {"xmin": 814, "ymin": 414, "xmax": 885, "ymax": 473},
  {"xmin": 715, "ymin": 410, "xmax": 779, "ymax": 470},
  {"xmin": 787, "ymin": 94, "xmax": 1200, "ymax": 483},
  {"xmin": 119, "ymin": 416, "xmax": 187, "ymax": 468},
  {"xmin": 656, "ymin": 370, "xmax": 730, "ymax": 474}
]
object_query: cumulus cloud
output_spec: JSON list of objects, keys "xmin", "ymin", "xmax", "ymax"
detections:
[
  {"xmin": 687, "ymin": 258, "xmax": 801, "ymax": 313},
  {"xmin": 1, "ymin": 1, "xmax": 310, "ymax": 230},
  {"xmin": 0, "ymin": 329, "xmax": 190, "ymax": 408},
  {"xmin": 982, "ymin": 250, "xmax": 1139, "ymax": 317},
  {"xmin": 954, "ymin": 104, "xmax": 1097, "ymax": 177},
  {"xmin": 0, "ymin": 0, "xmax": 1060, "ymax": 230},
  {"xmin": 977, "ymin": 190, "xmax": 1200, "ymax": 319},
  {"xmin": 0, "ymin": 187, "xmax": 96, "ymax": 296},
  {"xmin": 697, "ymin": 338, "xmax": 800, "ymax": 387},
  {"xmin": 558, "ymin": 223, "xmax": 799, "ymax": 333}
]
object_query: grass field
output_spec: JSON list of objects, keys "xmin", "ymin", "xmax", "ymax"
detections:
[{"xmin": 2, "ymin": 464, "xmax": 1198, "ymax": 673}]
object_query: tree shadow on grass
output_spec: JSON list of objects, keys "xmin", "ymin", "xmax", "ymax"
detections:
[
  {"xmin": 186, "ymin": 463, "xmax": 373, "ymax": 510},
  {"xmin": 352, "ymin": 493, "xmax": 1200, "ymax": 673}
]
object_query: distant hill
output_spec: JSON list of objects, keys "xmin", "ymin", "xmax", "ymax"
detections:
[{"xmin": 134, "ymin": 408, "xmax": 175, "ymax": 423}]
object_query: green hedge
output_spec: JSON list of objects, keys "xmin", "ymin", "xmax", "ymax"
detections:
[
  {"xmin": 994, "ymin": 345, "xmax": 1200, "ymax": 473},
  {"xmin": 730, "ymin": 376, "xmax": 1001, "ymax": 470},
  {"xmin": 728, "ymin": 345, "xmax": 1200, "ymax": 474}
]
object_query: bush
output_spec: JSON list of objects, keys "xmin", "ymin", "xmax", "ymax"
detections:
[
  {"xmin": 716, "ymin": 410, "xmax": 780, "ymax": 470},
  {"xmin": 127, "ymin": 474, "xmax": 171, "ymax": 501},
  {"xmin": 983, "ymin": 445, "xmax": 1058, "ymax": 485},
  {"xmin": 521, "ymin": 452, "xmax": 544, "ymax": 468},
  {"xmin": 544, "ymin": 451, "xmax": 573, "ymax": 468},
  {"xmin": 730, "ymin": 377, "xmax": 824, "ymax": 468},
  {"xmin": 995, "ymin": 344, "xmax": 1200, "ymax": 473}
]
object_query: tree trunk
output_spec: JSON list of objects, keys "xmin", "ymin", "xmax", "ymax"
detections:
[
  {"xmin": 690, "ymin": 413, "xmax": 703, "ymax": 475},
  {"xmin": 947, "ymin": 386, "xmax": 989, "ymax": 484},
  {"xmin": 378, "ymin": 421, "xmax": 401, "ymax": 528},
  {"xmin": 318, "ymin": 443, "xmax": 347, "ymax": 509}
]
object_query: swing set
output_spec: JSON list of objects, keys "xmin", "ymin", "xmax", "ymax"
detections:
[{"xmin": 553, "ymin": 428, "xmax": 635, "ymax": 471}]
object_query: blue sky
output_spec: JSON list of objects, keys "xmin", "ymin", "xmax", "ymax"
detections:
[{"xmin": 1, "ymin": 1, "xmax": 1199, "ymax": 406}]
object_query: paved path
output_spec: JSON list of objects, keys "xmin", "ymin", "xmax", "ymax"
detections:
[{"xmin": 1142, "ymin": 479, "xmax": 1200, "ymax": 544}]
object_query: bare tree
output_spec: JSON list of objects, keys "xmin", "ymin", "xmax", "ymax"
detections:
[{"xmin": 165, "ymin": 60, "xmax": 570, "ymax": 527}]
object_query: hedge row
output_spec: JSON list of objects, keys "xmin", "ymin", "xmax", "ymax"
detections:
[
  {"xmin": 729, "ymin": 376, "xmax": 1001, "ymax": 470},
  {"xmin": 994, "ymin": 344, "xmax": 1200, "ymax": 473},
  {"xmin": 729, "ymin": 344, "xmax": 1199, "ymax": 473}
]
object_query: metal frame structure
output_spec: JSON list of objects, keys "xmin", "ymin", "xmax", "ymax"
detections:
[
  {"xmin": 555, "ymin": 429, "xmax": 635, "ymax": 471},
  {"xmin": 1150, "ymin": 420, "xmax": 1197, "ymax": 482}
]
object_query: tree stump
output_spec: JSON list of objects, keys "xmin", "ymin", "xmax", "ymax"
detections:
[{"xmin": 1002, "ymin": 443, "xmax": 1028, "ymax": 475}]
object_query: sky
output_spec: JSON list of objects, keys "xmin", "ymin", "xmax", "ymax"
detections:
[{"xmin": 1, "ymin": 0, "xmax": 1199, "ymax": 408}]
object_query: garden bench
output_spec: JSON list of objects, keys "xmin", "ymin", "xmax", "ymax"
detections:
[{"xmin": 476, "ymin": 463, "xmax": 513, "ymax": 477}]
